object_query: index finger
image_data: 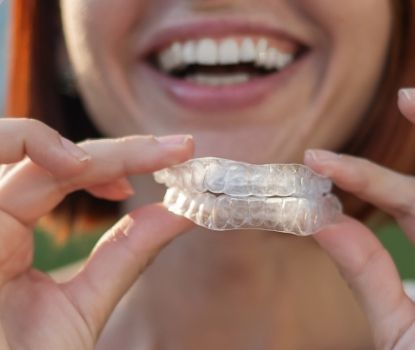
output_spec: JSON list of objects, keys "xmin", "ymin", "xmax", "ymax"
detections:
[
  {"xmin": 0, "ymin": 134, "xmax": 194, "ymax": 225},
  {"xmin": 0, "ymin": 118, "xmax": 90, "ymax": 177},
  {"xmin": 304, "ymin": 151, "xmax": 415, "ymax": 243}
]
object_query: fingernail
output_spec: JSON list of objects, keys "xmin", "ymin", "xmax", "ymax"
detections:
[
  {"xmin": 156, "ymin": 134, "xmax": 193, "ymax": 146},
  {"xmin": 399, "ymin": 88, "xmax": 415, "ymax": 101},
  {"xmin": 61, "ymin": 137, "xmax": 91, "ymax": 162},
  {"xmin": 305, "ymin": 149, "xmax": 341, "ymax": 162}
]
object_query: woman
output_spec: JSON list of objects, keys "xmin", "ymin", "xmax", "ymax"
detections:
[{"xmin": 2, "ymin": 0, "xmax": 415, "ymax": 348}]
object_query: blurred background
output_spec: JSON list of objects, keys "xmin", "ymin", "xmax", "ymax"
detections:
[
  {"xmin": 0, "ymin": 1, "xmax": 9, "ymax": 110},
  {"xmin": 0, "ymin": 0, "xmax": 414, "ymax": 279},
  {"xmin": 0, "ymin": 0, "xmax": 102, "ymax": 270}
]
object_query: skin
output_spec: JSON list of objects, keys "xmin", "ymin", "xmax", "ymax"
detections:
[
  {"xmin": 59, "ymin": 0, "xmax": 391, "ymax": 163},
  {"xmin": 0, "ymin": 0, "xmax": 414, "ymax": 349}
]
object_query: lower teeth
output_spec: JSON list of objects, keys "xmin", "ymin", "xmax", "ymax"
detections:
[
  {"xmin": 185, "ymin": 73, "xmax": 251, "ymax": 86},
  {"xmin": 162, "ymin": 62, "xmax": 276, "ymax": 85}
]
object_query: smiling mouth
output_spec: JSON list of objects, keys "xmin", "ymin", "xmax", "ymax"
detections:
[
  {"xmin": 147, "ymin": 35, "xmax": 307, "ymax": 87},
  {"xmin": 139, "ymin": 20, "xmax": 310, "ymax": 110}
]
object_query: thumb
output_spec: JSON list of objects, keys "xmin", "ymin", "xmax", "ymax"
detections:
[
  {"xmin": 61, "ymin": 203, "xmax": 193, "ymax": 338},
  {"xmin": 313, "ymin": 215, "xmax": 415, "ymax": 348}
]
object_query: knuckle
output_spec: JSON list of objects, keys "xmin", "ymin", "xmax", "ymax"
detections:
[
  {"xmin": 392, "ymin": 176, "xmax": 415, "ymax": 217},
  {"xmin": 356, "ymin": 157, "xmax": 377, "ymax": 176},
  {"xmin": 349, "ymin": 167, "xmax": 370, "ymax": 194},
  {"xmin": 346, "ymin": 246, "xmax": 389, "ymax": 285},
  {"xmin": 338, "ymin": 159, "xmax": 370, "ymax": 194},
  {"xmin": 348, "ymin": 158, "xmax": 382, "ymax": 194},
  {"xmin": 24, "ymin": 118, "xmax": 44, "ymax": 130},
  {"xmin": 24, "ymin": 118, "xmax": 57, "ymax": 138},
  {"xmin": 358, "ymin": 157, "xmax": 375, "ymax": 170}
]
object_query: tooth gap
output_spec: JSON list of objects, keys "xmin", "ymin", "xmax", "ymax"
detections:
[{"xmin": 178, "ymin": 64, "xmax": 276, "ymax": 77}]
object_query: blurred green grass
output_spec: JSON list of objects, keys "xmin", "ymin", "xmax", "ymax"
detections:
[
  {"xmin": 376, "ymin": 222, "xmax": 415, "ymax": 280},
  {"xmin": 33, "ymin": 220, "xmax": 415, "ymax": 280},
  {"xmin": 34, "ymin": 228, "xmax": 102, "ymax": 271}
]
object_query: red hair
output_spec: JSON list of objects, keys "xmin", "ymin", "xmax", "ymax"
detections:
[{"xmin": 5, "ymin": 0, "xmax": 415, "ymax": 236}]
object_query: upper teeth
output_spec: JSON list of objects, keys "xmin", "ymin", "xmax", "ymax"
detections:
[{"xmin": 157, "ymin": 37, "xmax": 295, "ymax": 73}]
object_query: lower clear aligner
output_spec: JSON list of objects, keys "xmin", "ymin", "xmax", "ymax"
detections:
[{"xmin": 154, "ymin": 158, "xmax": 343, "ymax": 236}]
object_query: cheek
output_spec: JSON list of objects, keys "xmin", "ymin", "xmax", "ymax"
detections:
[
  {"xmin": 61, "ymin": 0, "xmax": 158, "ymax": 82},
  {"xmin": 305, "ymin": 0, "xmax": 392, "ymax": 139},
  {"xmin": 60, "ymin": 0, "xmax": 140, "ymax": 58},
  {"xmin": 60, "ymin": 0, "xmax": 153, "ymax": 135},
  {"xmin": 296, "ymin": 0, "xmax": 391, "ymax": 62},
  {"xmin": 298, "ymin": 0, "xmax": 390, "ymax": 29}
]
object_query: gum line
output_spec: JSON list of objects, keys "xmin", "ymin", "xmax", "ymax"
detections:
[
  {"xmin": 154, "ymin": 157, "xmax": 332, "ymax": 198},
  {"xmin": 163, "ymin": 187, "xmax": 342, "ymax": 236}
]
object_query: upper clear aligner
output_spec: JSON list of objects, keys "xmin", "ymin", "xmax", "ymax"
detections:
[
  {"xmin": 153, "ymin": 157, "xmax": 342, "ymax": 236},
  {"xmin": 154, "ymin": 157, "xmax": 332, "ymax": 197}
]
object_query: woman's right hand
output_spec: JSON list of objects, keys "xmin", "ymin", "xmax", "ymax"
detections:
[{"xmin": 0, "ymin": 118, "xmax": 194, "ymax": 349}]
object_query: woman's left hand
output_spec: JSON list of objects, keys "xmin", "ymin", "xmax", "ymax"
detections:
[{"xmin": 304, "ymin": 88, "xmax": 415, "ymax": 349}]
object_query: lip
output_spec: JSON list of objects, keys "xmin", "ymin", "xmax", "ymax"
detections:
[
  {"xmin": 137, "ymin": 19, "xmax": 310, "ymax": 112},
  {"xmin": 140, "ymin": 52, "xmax": 309, "ymax": 111}
]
